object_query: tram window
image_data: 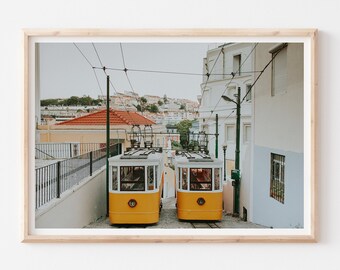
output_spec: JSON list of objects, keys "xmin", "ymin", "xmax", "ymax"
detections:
[
  {"xmin": 181, "ymin": 168, "xmax": 188, "ymax": 190},
  {"xmin": 214, "ymin": 168, "xmax": 220, "ymax": 190},
  {"xmin": 155, "ymin": 165, "xmax": 158, "ymax": 189},
  {"xmin": 112, "ymin": 166, "xmax": 118, "ymax": 191},
  {"xmin": 190, "ymin": 168, "xmax": 212, "ymax": 191},
  {"xmin": 147, "ymin": 166, "xmax": 154, "ymax": 190},
  {"xmin": 120, "ymin": 166, "xmax": 145, "ymax": 191}
]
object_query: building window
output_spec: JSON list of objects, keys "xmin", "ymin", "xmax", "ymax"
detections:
[
  {"xmin": 227, "ymin": 86, "xmax": 236, "ymax": 97},
  {"xmin": 245, "ymin": 84, "xmax": 252, "ymax": 102},
  {"xmin": 270, "ymin": 153, "xmax": 285, "ymax": 204},
  {"xmin": 233, "ymin": 54, "xmax": 241, "ymax": 75},
  {"xmin": 227, "ymin": 160, "xmax": 235, "ymax": 177},
  {"xmin": 225, "ymin": 124, "xmax": 235, "ymax": 143},
  {"xmin": 243, "ymin": 124, "xmax": 251, "ymax": 144},
  {"xmin": 271, "ymin": 44, "xmax": 288, "ymax": 96}
]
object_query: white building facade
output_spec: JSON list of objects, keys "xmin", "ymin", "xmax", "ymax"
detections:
[
  {"xmin": 198, "ymin": 43, "xmax": 255, "ymax": 217},
  {"xmin": 251, "ymin": 43, "xmax": 304, "ymax": 228}
]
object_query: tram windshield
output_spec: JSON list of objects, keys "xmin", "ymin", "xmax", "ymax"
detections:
[
  {"xmin": 190, "ymin": 168, "xmax": 212, "ymax": 191},
  {"xmin": 120, "ymin": 166, "xmax": 145, "ymax": 191}
]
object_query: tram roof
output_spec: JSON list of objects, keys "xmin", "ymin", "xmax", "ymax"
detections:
[
  {"xmin": 173, "ymin": 151, "xmax": 223, "ymax": 166},
  {"xmin": 108, "ymin": 147, "xmax": 164, "ymax": 164}
]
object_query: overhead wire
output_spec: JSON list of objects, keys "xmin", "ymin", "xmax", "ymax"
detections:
[
  {"xmin": 75, "ymin": 42, "xmax": 256, "ymax": 128},
  {"xmin": 73, "ymin": 43, "xmax": 104, "ymax": 97},
  {"xmin": 200, "ymin": 45, "xmax": 226, "ymax": 102},
  {"xmin": 91, "ymin": 43, "xmax": 138, "ymax": 125},
  {"xmin": 240, "ymin": 43, "xmax": 287, "ymax": 105},
  {"xmin": 119, "ymin": 43, "xmax": 141, "ymax": 106},
  {"xmin": 204, "ymin": 43, "xmax": 259, "ymax": 123},
  {"xmin": 96, "ymin": 66, "xmax": 211, "ymax": 76}
]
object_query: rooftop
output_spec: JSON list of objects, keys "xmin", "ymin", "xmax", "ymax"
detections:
[{"xmin": 56, "ymin": 109, "xmax": 155, "ymax": 126}]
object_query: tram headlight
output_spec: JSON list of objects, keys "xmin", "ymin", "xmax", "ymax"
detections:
[
  {"xmin": 128, "ymin": 199, "xmax": 137, "ymax": 208},
  {"xmin": 197, "ymin": 197, "xmax": 205, "ymax": 206}
]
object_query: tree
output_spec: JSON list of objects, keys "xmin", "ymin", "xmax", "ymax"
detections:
[
  {"xmin": 158, "ymin": 100, "xmax": 164, "ymax": 106},
  {"xmin": 176, "ymin": 120, "xmax": 193, "ymax": 149},
  {"xmin": 41, "ymin": 99, "xmax": 59, "ymax": 106},
  {"xmin": 163, "ymin": 94, "xmax": 168, "ymax": 104},
  {"xmin": 179, "ymin": 104, "xmax": 186, "ymax": 110},
  {"xmin": 171, "ymin": 140, "xmax": 181, "ymax": 150},
  {"xmin": 148, "ymin": 104, "xmax": 159, "ymax": 113},
  {"xmin": 79, "ymin": 95, "xmax": 92, "ymax": 106},
  {"xmin": 134, "ymin": 104, "xmax": 142, "ymax": 112},
  {"xmin": 66, "ymin": 96, "xmax": 80, "ymax": 106},
  {"xmin": 138, "ymin": 97, "xmax": 148, "ymax": 112}
]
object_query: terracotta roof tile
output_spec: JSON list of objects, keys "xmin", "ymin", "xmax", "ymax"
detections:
[{"xmin": 56, "ymin": 109, "xmax": 155, "ymax": 126}]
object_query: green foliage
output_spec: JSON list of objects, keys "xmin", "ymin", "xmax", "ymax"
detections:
[
  {"xmin": 140, "ymin": 97, "xmax": 148, "ymax": 104},
  {"xmin": 148, "ymin": 104, "xmax": 159, "ymax": 113},
  {"xmin": 171, "ymin": 140, "xmax": 181, "ymax": 149},
  {"xmin": 179, "ymin": 104, "xmax": 186, "ymax": 110},
  {"xmin": 176, "ymin": 120, "xmax": 193, "ymax": 149},
  {"xmin": 41, "ymin": 96, "xmax": 103, "ymax": 107},
  {"xmin": 163, "ymin": 94, "xmax": 168, "ymax": 104},
  {"xmin": 157, "ymin": 100, "xmax": 164, "ymax": 106},
  {"xmin": 41, "ymin": 99, "xmax": 60, "ymax": 106},
  {"xmin": 134, "ymin": 104, "xmax": 142, "ymax": 112}
]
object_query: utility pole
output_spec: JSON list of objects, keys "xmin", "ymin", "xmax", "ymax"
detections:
[
  {"xmin": 222, "ymin": 86, "xmax": 241, "ymax": 217},
  {"xmin": 106, "ymin": 75, "xmax": 110, "ymax": 216},
  {"xmin": 215, "ymin": 114, "xmax": 218, "ymax": 158},
  {"xmin": 234, "ymin": 86, "xmax": 241, "ymax": 216},
  {"xmin": 222, "ymin": 144, "xmax": 227, "ymax": 182}
]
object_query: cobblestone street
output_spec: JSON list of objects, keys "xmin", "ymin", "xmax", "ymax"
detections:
[{"xmin": 84, "ymin": 197, "xmax": 266, "ymax": 229}]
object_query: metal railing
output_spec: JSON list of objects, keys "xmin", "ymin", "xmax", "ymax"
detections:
[
  {"xmin": 35, "ymin": 143, "xmax": 121, "ymax": 209},
  {"xmin": 35, "ymin": 143, "xmax": 107, "ymax": 159}
]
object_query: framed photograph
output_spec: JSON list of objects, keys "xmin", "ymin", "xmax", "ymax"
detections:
[{"xmin": 23, "ymin": 29, "xmax": 317, "ymax": 243}]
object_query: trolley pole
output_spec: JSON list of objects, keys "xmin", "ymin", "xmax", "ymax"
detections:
[{"xmin": 106, "ymin": 75, "xmax": 110, "ymax": 216}]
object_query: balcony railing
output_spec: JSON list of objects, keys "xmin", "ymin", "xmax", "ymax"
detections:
[
  {"xmin": 35, "ymin": 143, "xmax": 121, "ymax": 209},
  {"xmin": 35, "ymin": 142, "xmax": 107, "ymax": 159}
]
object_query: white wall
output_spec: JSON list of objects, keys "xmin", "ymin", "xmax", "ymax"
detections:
[
  {"xmin": 35, "ymin": 169, "xmax": 106, "ymax": 228},
  {"xmin": 252, "ymin": 43, "xmax": 304, "ymax": 227},
  {"xmin": 1, "ymin": 1, "xmax": 340, "ymax": 269}
]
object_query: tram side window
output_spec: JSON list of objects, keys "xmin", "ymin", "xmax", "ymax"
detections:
[
  {"xmin": 190, "ymin": 168, "xmax": 212, "ymax": 191},
  {"xmin": 112, "ymin": 166, "xmax": 118, "ymax": 191},
  {"xmin": 120, "ymin": 166, "xmax": 145, "ymax": 191},
  {"xmin": 147, "ymin": 166, "xmax": 154, "ymax": 190},
  {"xmin": 155, "ymin": 165, "xmax": 158, "ymax": 189},
  {"xmin": 181, "ymin": 168, "xmax": 188, "ymax": 190},
  {"xmin": 214, "ymin": 168, "xmax": 220, "ymax": 190}
]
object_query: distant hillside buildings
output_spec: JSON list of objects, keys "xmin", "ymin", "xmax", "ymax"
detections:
[{"xmin": 41, "ymin": 92, "xmax": 199, "ymax": 126}]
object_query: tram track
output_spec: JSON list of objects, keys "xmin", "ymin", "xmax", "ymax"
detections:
[{"xmin": 190, "ymin": 222, "xmax": 221, "ymax": 229}]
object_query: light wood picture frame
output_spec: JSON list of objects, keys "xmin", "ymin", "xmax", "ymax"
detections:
[{"xmin": 23, "ymin": 29, "xmax": 317, "ymax": 243}]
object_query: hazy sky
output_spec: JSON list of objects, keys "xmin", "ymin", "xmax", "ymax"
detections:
[{"xmin": 39, "ymin": 43, "xmax": 214, "ymax": 101}]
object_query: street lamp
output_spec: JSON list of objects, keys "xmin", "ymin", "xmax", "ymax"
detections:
[
  {"xmin": 222, "ymin": 144, "xmax": 227, "ymax": 182},
  {"xmin": 222, "ymin": 86, "xmax": 241, "ymax": 217}
]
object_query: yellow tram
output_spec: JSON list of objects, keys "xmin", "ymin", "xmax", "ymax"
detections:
[
  {"xmin": 174, "ymin": 150, "xmax": 223, "ymax": 221},
  {"xmin": 108, "ymin": 147, "xmax": 164, "ymax": 224}
]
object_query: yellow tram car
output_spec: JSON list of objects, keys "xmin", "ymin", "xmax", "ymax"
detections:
[
  {"xmin": 108, "ymin": 147, "xmax": 164, "ymax": 224},
  {"xmin": 174, "ymin": 151, "xmax": 223, "ymax": 221}
]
